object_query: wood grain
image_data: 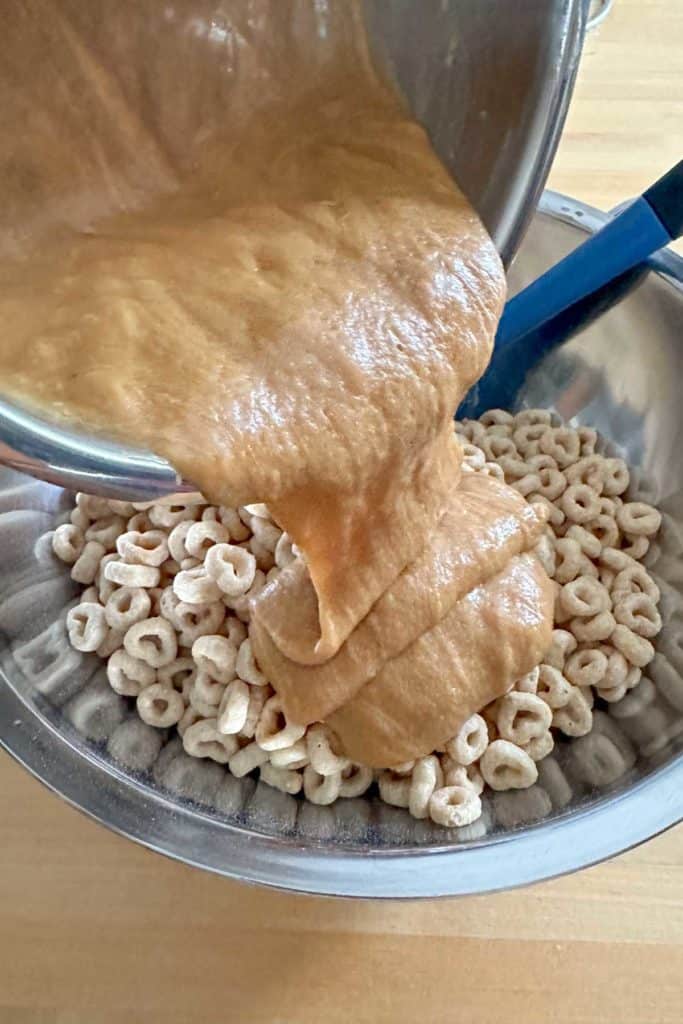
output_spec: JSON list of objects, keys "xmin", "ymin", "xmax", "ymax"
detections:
[{"xmin": 1, "ymin": 2, "xmax": 682, "ymax": 1021}]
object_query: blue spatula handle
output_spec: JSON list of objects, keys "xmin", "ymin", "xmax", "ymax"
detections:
[{"xmin": 496, "ymin": 159, "xmax": 682, "ymax": 350}]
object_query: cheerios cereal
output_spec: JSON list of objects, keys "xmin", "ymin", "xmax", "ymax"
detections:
[{"xmin": 49, "ymin": 411, "xmax": 663, "ymax": 830}]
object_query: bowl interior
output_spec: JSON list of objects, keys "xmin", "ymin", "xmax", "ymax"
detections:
[{"xmin": 1, "ymin": 196, "xmax": 682, "ymax": 896}]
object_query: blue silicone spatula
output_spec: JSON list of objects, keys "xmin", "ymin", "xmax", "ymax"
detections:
[{"xmin": 459, "ymin": 158, "xmax": 683, "ymax": 418}]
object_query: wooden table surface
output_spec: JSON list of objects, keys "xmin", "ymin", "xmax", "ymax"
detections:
[{"xmin": 2, "ymin": 3, "xmax": 682, "ymax": 1021}]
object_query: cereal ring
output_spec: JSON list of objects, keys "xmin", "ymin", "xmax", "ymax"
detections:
[
  {"xmin": 514, "ymin": 409, "xmax": 552, "ymax": 427},
  {"xmin": 239, "ymin": 684, "xmax": 271, "ymax": 739},
  {"xmin": 560, "ymin": 577, "xmax": 610, "ymax": 618},
  {"xmin": 577, "ymin": 426, "xmax": 598, "ymax": 455},
  {"xmin": 104, "ymin": 586, "xmax": 152, "ymax": 631},
  {"xmin": 429, "ymin": 785, "xmax": 482, "ymax": 827},
  {"xmin": 182, "ymin": 718, "xmax": 238, "ymax": 763},
  {"xmin": 498, "ymin": 454, "xmax": 535, "ymax": 481},
  {"xmin": 205, "ymin": 543, "xmax": 257, "ymax": 597},
  {"xmin": 255, "ymin": 694, "xmax": 305, "ymax": 751},
  {"xmin": 116, "ymin": 530, "xmax": 169, "ymax": 567},
  {"xmin": 76, "ymin": 493, "xmax": 111, "ymax": 520},
  {"xmin": 223, "ymin": 617, "xmax": 247, "ymax": 647},
  {"xmin": 565, "ymin": 647, "xmax": 608, "ymax": 688},
  {"xmin": 339, "ymin": 763, "xmax": 374, "ymax": 798},
  {"xmin": 529, "ymin": 494, "xmax": 566, "ymax": 529},
  {"xmin": 510, "ymin": 473, "xmax": 541, "ymax": 498},
  {"xmin": 274, "ymin": 532, "xmax": 297, "ymax": 569},
  {"xmin": 620, "ymin": 534, "xmax": 650, "ymax": 560},
  {"xmin": 523, "ymin": 731, "xmax": 554, "ymax": 762},
  {"xmin": 496, "ymin": 692, "xmax": 552, "ymax": 744},
  {"xmin": 260, "ymin": 764, "xmax": 303, "ymax": 795},
  {"xmin": 443, "ymin": 762, "xmax": 484, "ymax": 796},
  {"xmin": 552, "ymin": 686, "xmax": 593, "ymax": 737},
  {"xmin": 445, "ymin": 713, "xmax": 488, "ymax": 765},
  {"xmin": 526, "ymin": 453, "xmax": 558, "ymax": 473},
  {"xmin": 226, "ymin": 740, "xmax": 268, "ymax": 777},
  {"xmin": 570, "ymin": 611, "xmax": 616, "ymax": 643},
  {"xmin": 565, "ymin": 524, "xmax": 602, "ymax": 559},
  {"xmin": 596, "ymin": 644, "xmax": 629, "ymax": 689},
  {"xmin": 306, "ymin": 723, "xmax": 350, "ymax": 776},
  {"xmin": 561, "ymin": 484, "xmax": 600, "ymax": 524},
  {"xmin": 124, "ymin": 616, "xmax": 178, "ymax": 668},
  {"xmin": 192, "ymin": 634, "xmax": 237, "ymax": 683},
  {"xmin": 85, "ymin": 515, "xmax": 127, "ymax": 550},
  {"xmin": 481, "ymin": 461, "xmax": 505, "ymax": 481},
  {"xmin": 192, "ymin": 669, "xmax": 227, "ymax": 708},
  {"xmin": 539, "ymin": 426, "xmax": 580, "ymax": 468},
  {"xmin": 174, "ymin": 599, "xmax": 226, "ymax": 646},
  {"xmin": 219, "ymin": 506, "xmax": 251, "ymax": 542},
  {"xmin": 480, "ymin": 740, "xmax": 538, "ymax": 791},
  {"xmin": 185, "ymin": 520, "xmax": 231, "ymax": 558},
  {"xmin": 66, "ymin": 602, "xmax": 107, "ymax": 652},
  {"xmin": 52, "ymin": 523, "xmax": 85, "ymax": 564},
  {"xmin": 251, "ymin": 516, "xmax": 282, "ymax": 554},
  {"xmin": 565, "ymin": 455, "xmax": 606, "ymax": 491},
  {"xmin": 481, "ymin": 435, "xmax": 516, "ymax": 462},
  {"xmin": 536, "ymin": 664, "xmax": 573, "ymax": 708},
  {"xmin": 167, "ymin": 521, "xmax": 194, "ymax": 563},
  {"xmin": 408, "ymin": 755, "xmax": 443, "ymax": 819},
  {"xmin": 137, "ymin": 683, "xmax": 185, "ymax": 728},
  {"xmin": 71, "ymin": 540, "xmax": 107, "ymax": 585},
  {"xmin": 610, "ymin": 624, "xmax": 655, "ymax": 667},
  {"xmin": 601, "ymin": 458, "xmax": 630, "ymax": 496},
  {"xmin": 535, "ymin": 466, "xmax": 566, "ymax": 501},
  {"xmin": 460, "ymin": 420, "xmax": 488, "ymax": 446},
  {"xmin": 553, "ymin": 538, "xmax": 586, "ymax": 584},
  {"xmin": 377, "ymin": 770, "xmax": 411, "ymax": 808},
  {"xmin": 173, "ymin": 567, "xmax": 222, "ymax": 605},
  {"xmin": 236, "ymin": 638, "xmax": 268, "ymax": 686},
  {"xmin": 247, "ymin": 535, "xmax": 275, "ymax": 573},
  {"xmin": 157, "ymin": 657, "xmax": 196, "ymax": 697},
  {"xmin": 104, "ymin": 559, "xmax": 160, "ymax": 589},
  {"xmin": 303, "ymin": 765, "xmax": 342, "ymax": 806},
  {"xmin": 149, "ymin": 503, "xmax": 200, "ymax": 529},
  {"xmin": 126, "ymin": 511, "xmax": 154, "ymax": 534},
  {"xmin": 269, "ymin": 738, "xmax": 309, "ymax": 771},
  {"xmin": 107, "ymin": 649, "xmax": 156, "ymax": 696},
  {"xmin": 106, "ymin": 499, "xmax": 137, "ymax": 518},
  {"xmin": 617, "ymin": 502, "xmax": 661, "ymax": 538},
  {"xmin": 515, "ymin": 665, "xmax": 540, "ymax": 694},
  {"xmin": 613, "ymin": 593, "xmax": 662, "ymax": 639},
  {"xmin": 480, "ymin": 409, "xmax": 514, "ymax": 428},
  {"xmin": 216, "ymin": 679, "xmax": 251, "ymax": 735},
  {"xmin": 599, "ymin": 547, "xmax": 637, "ymax": 572}
]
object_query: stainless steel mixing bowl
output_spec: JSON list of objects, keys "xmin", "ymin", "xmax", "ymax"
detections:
[
  {"xmin": 0, "ymin": 0, "xmax": 586, "ymax": 497},
  {"xmin": 1, "ymin": 192, "xmax": 682, "ymax": 897}
]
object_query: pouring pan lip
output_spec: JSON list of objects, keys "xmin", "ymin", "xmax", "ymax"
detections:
[{"xmin": 0, "ymin": 191, "xmax": 682, "ymax": 897}]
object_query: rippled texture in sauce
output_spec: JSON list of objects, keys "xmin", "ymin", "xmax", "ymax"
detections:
[{"xmin": 0, "ymin": 1, "xmax": 551, "ymax": 766}]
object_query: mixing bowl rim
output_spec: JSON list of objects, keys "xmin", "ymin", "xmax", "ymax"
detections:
[{"xmin": 1, "ymin": 190, "xmax": 682, "ymax": 898}]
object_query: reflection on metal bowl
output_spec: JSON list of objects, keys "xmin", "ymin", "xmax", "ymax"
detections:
[{"xmin": 0, "ymin": 193, "xmax": 682, "ymax": 898}]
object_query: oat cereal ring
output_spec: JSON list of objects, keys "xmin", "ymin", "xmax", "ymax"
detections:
[
  {"xmin": 496, "ymin": 691, "xmax": 552, "ymax": 744},
  {"xmin": 460, "ymin": 419, "xmax": 488, "ymax": 446},
  {"xmin": 536, "ymin": 664, "xmax": 573, "ymax": 708},
  {"xmin": 539, "ymin": 426, "xmax": 581, "ymax": 468},
  {"xmin": 577, "ymin": 425, "xmax": 598, "ymax": 455},
  {"xmin": 480, "ymin": 409, "xmax": 514, "ymax": 428},
  {"xmin": 443, "ymin": 762, "xmax": 484, "ymax": 796},
  {"xmin": 188, "ymin": 687, "xmax": 221, "ymax": 720},
  {"xmin": 269, "ymin": 739, "xmax": 309, "ymax": 771},
  {"xmin": 185, "ymin": 520, "xmax": 231, "ymax": 559},
  {"xmin": 613, "ymin": 593, "xmax": 662, "ymax": 639},
  {"xmin": 481, "ymin": 435, "xmax": 516, "ymax": 462},
  {"xmin": 303, "ymin": 765, "xmax": 342, "ymax": 806},
  {"xmin": 85, "ymin": 515, "xmax": 127, "ymax": 550},
  {"xmin": 248, "ymin": 535, "xmax": 276, "ymax": 572},
  {"xmin": 104, "ymin": 586, "xmax": 152, "ymax": 631},
  {"xmin": 165, "ymin": 521, "xmax": 191, "ymax": 563},
  {"xmin": 528, "ymin": 494, "xmax": 566, "ymax": 530},
  {"xmin": 116, "ymin": 529, "xmax": 169, "ymax": 567},
  {"xmin": 565, "ymin": 524, "xmax": 602, "ymax": 560},
  {"xmin": 173, "ymin": 567, "xmax": 222, "ymax": 605},
  {"xmin": 228, "ymin": 740, "xmax": 270, "ymax": 778},
  {"xmin": 178, "ymin": 707, "xmax": 210, "ymax": 740},
  {"xmin": 69, "ymin": 506, "xmax": 90, "ymax": 531},
  {"xmin": 595, "ymin": 643, "xmax": 629, "ymax": 689},
  {"xmin": 377, "ymin": 770, "xmax": 411, "ymax": 808},
  {"xmin": 126, "ymin": 511, "xmax": 154, "ymax": 534},
  {"xmin": 97, "ymin": 627, "xmax": 125, "ymax": 660},
  {"xmin": 610, "ymin": 624, "xmax": 655, "ymax": 667},
  {"xmin": 124, "ymin": 616, "xmax": 178, "ymax": 668},
  {"xmin": 218, "ymin": 506, "xmax": 251, "ymax": 542},
  {"xmin": 274, "ymin": 532, "xmax": 297, "ymax": 569},
  {"xmin": 601, "ymin": 457, "xmax": 630, "ymax": 496},
  {"xmin": 599, "ymin": 547, "xmax": 637, "ymax": 572},
  {"xmin": 560, "ymin": 576, "xmax": 611, "ymax": 618},
  {"xmin": 204, "ymin": 543, "xmax": 257, "ymax": 597},
  {"xmin": 560, "ymin": 484, "xmax": 601, "ymax": 524},
  {"xmin": 255, "ymin": 694, "xmax": 306, "ymax": 751},
  {"xmin": 52, "ymin": 523, "xmax": 85, "ymax": 565},
  {"xmin": 159, "ymin": 559, "xmax": 181, "ymax": 582},
  {"xmin": 158, "ymin": 657, "xmax": 196, "ymax": 697},
  {"xmin": 71, "ymin": 540, "xmax": 107, "ymax": 585},
  {"xmin": 191, "ymin": 634, "xmax": 237, "ymax": 684},
  {"xmin": 570, "ymin": 611, "xmax": 616, "ymax": 643},
  {"xmin": 612, "ymin": 564, "xmax": 660, "ymax": 603},
  {"xmin": 339, "ymin": 763, "xmax": 374, "ymax": 798},
  {"xmin": 215, "ymin": 679, "xmax": 250, "ymax": 735},
  {"xmin": 599, "ymin": 566, "xmax": 616, "ymax": 589},
  {"xmin": 223, "ymin": 617, "xmax": 247, "ymax": 647},
  {"xmin": 137, "ymin": 683, "xmax": 185, "ymax": 729},
  {"xmin": 596, "ymin": 682, "xmax": 629, "ymax": 703},
  {"xmin": 445, "ymin": 713, "xmax": 489, "ymax": 765},
  {"xmin": 408, "ymin": 755, "xmax": 443, "ymax": 819},
  {"xmin": 193, "ymin": 668, "xmax": 228, "ymax": 708},
  {"xmin": 306, "ymin": 723, "xmax": 351, "ymax": 775},
  {"xmin": 200, "ymin": 507, "xmax": 220, "ymax": 524},
  {"xmin": 552, "ymin": 537, "xmax": 586, "ymax": 584},
  {"xmin": 620, "ymin": 534, "xmax": 650, "ymax": 560},
  {"xmin": 107, "ymin": 649, "xmax": 156, "ymax": 696},
  {"xmin": 523, "ymin": 730, "xmax": 554, "ymax": 762},
  {"xmin": 534, "ymin": 465, "xmax": 567, "ymax": 501},
  {"xmin": 481, "ymin": 461, "xmax": 506, "ymax": 481},
  {"xmin": 66, "ymin": 602, "xmax": 107, "ymax": 653},
  {"xmin": 149, "ymin": 503, "xmax": 200, "ymax": 529},
  {"xmin": 617, "ymin": 501, "xmax": 661, "ymax": 538},
  {"xmin": 514, "ymin": 408, "xmax": 553, "ymax": 428},
  {"xmin": 429, "ymin": 785, "xmax": 482, "ymax": 827},
  {"xmin": 498, "ymin": 454, "xmax": 535, "ymax": 481},
  {"xmin": 76, "ymin": 493, "xmax": 111, "ymax": 520},
  {"xmin": 565, "ymin": 647, "xmax": 608, "ymax": 688},
  {"xmin": 552, "ymin": 686, "xmax": 593, "ymax": 737},
  {"xmin": 511, "ymin": 473, "xmax": 541, "ymax": 498},
  {"xmin": 95, "ymin": 553, "xmax": 119, "ymax": 604},
  {"xmin": 180, "ymin": 556, "xmax": 202, "ymax": 571},
  {"xmin": 239, "ymin": 684, "xmax": 271, "ymax": 739},
  {"xmin": 512, "ymin": 422, "xmax": 548, "ymax": 456},
  {"xmin": 236, "ymin": 638, "xmax": 268, "ymax": 686},
  {"xmin": 251, "ymin": 516, "xmax": 282, "ymax": 553},
  {"xmin": 260, "ymin": 764, "xmax": 304, "ymax": 795},
  {"xmin": 480, "ymin": 740, "xmax": 538, "ymax": 791},
  {"xmin": 80, "ymin": 585, "xmax": 99, "ymax": 605},
  {"xmin": 104, "ymin": 559, "xmax": 160, "ymax": 589},
  {"xmin": 515, "ymin": 665, "xmax": 540, "ymax": 694},
  {"xmin": 182, "ymin": 718, "xmax": 238, "ymax": 763},
  {"xmin": 564, "ymin": 455, "xmax": 604, "ymax": 491}
]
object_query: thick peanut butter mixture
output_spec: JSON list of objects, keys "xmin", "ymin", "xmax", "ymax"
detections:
[{"xmin": 0, "ymin": 1, "xmax": 552, "ymax": 766}]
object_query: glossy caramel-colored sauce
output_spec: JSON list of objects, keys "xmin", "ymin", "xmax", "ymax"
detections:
[{"xmin": 0, "ymin": 1, "xmax": 552, "ymax": 766}]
